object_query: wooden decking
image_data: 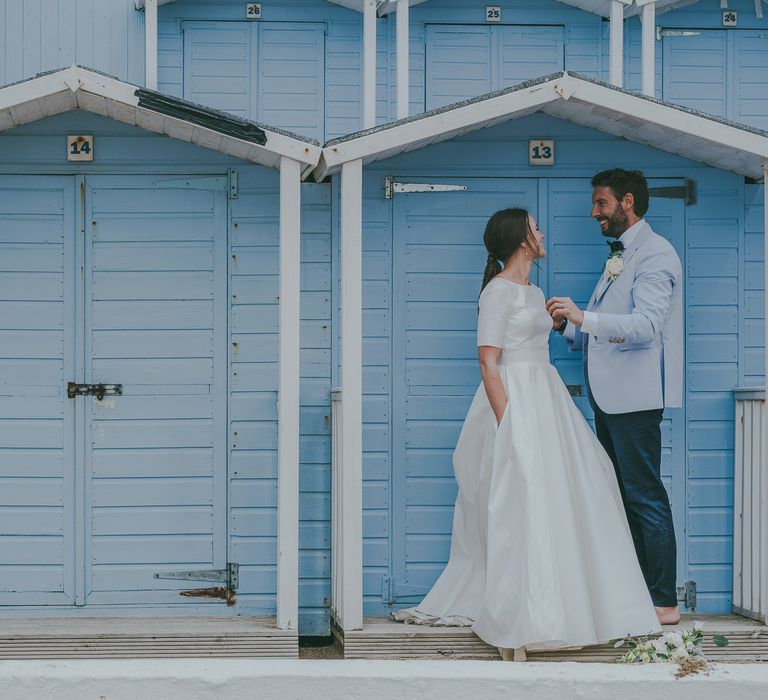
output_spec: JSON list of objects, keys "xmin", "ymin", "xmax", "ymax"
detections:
[
  {"xmin": 0, "ymin": 616, "xmax": 297, "ymax": 659},
  {"xmin": 336, "ymin": 614, "xmax": 768, "ymax": 662}
]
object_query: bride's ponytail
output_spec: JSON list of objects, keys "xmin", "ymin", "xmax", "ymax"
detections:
[{"xmin": 481, "ymin": 253, "xmax": 501, "ymax": 293}]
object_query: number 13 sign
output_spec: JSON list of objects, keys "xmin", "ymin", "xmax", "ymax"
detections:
[{"xmin": 529, "ymin": 139, "xmax": 555, "ymax": 166}]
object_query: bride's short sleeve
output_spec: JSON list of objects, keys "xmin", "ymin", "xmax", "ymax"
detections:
[{"xmin": 477, "ymin": 282, "xmax": 509, "ymax": 348}]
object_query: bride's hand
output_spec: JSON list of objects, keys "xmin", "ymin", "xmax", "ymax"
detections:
[{"xmin": 546, "ymin": 296, "xmax": 584, "ymax": 327}]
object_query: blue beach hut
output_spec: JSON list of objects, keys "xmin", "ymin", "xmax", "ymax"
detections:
[
  {"xmin": 0, "ymin": 65, "xmax": 320, "ymax": 654},
  {"xmin": 316, "ymin": 71, "xmax": 767, "ymax": 653}
]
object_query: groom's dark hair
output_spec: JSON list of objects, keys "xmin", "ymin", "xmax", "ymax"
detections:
[{"xmin": 591, "ymin": 169, "xmax": 649, "ymax": 217}]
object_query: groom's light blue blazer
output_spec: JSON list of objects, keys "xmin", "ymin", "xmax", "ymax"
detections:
[{"xmin": 564, "ymin": 220, "xmax": 683, "ymax": 414}]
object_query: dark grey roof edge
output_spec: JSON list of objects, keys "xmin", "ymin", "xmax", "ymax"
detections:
[
  {"xmin": 0, "ymin": 65, "xmax": 320, "ymax": 147},
  {"xmin": 323, "ymin": 69, "xmax": 768, "ymax": 148}
]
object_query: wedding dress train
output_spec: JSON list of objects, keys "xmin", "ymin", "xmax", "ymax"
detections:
[{"xmin": 393, "ymin": 278, "xmax": 661, "ymax": 650}]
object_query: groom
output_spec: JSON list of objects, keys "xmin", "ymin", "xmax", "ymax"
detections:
[{"xmin": 546, "ymin": 169, "xmax": 683, "ymax": 626}]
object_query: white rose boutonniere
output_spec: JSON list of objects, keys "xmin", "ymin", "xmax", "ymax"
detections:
[{"xmin": 605, "ymin": 255, "xmax": 623, "ymax": 281}]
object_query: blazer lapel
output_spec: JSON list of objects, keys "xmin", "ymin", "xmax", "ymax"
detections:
[{"xmin": 591, "ymin": 222, "xmax": 652, "ymax": 308}]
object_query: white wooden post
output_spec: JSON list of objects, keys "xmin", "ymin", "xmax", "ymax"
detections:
[
  {"xmin": 277, "ymin": 156, "xmax": 301, "ymax": 630},
  {"xmin": 340, "ymin": 159, "xmax": 364, "ymax": 630},
  {"xmin": 363, "ymin": 0, "xmax": 377, "ymax": 129},
  {"xmin": 145, "ymin": 0, "xmax": 158, "ymax": 90},
  {"xmin": 641, "ymin": 1, "xmax": 656, "ymax": 97},
  {"xmin": 609, "ymin": 0, "xmax": 624, "ymax": 88},
  {"xmin": 396, "ymin": 0, "xmax": 410, "ymax": 120},
  {"xmin": 764, "ymin": 163, "xmax": 767, "ymax": 391}
]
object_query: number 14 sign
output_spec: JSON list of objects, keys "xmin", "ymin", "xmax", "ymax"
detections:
[{"xmin": 529, "ymin": 139, "xmax": 555, "ymax": 166}]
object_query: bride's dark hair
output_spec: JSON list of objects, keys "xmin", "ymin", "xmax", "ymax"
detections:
[{"xmin": 480, "ymin": 208, "xmax": 536, "ymax": 293}]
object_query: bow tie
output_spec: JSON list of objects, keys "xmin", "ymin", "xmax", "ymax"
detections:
[{"xmin": 607, "ymin": 240, "xmax": 624, "ymax": 254}]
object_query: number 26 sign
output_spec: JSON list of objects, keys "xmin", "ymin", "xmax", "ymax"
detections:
[{"xmin": 529, "ymin": 139, "xmax": 555, "ymax": 166}]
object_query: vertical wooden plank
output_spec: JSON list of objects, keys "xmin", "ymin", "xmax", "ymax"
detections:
[
  {"xmin": 340, "ymin": 159, "xmax": 363, "ymax": 630},
  {"xmin": 4, "ymin": 0, "xmax": 23, "ymax": 83},
  {"xmin": 92, "ymin": 0, "xmax": 110, "ymax": 77},
  {"xmin": 751, "ymin": 401, "xmax": 761, "ymax": 613},
  {"xmin": 733, "ymin": 398, "xmax": 744, "ymax": 611},
  {"xmin": 609, "ymin": 1, "xmax": 624, "ymax": 87},
  {"xmin": 75, "ymin": 0, "xmax": 94, "ymax": 72},
  {"xmin": 277, "ymin": 156, "xmax": 301, "ymax": 630},
  {"xmin": 362, "ymin": 0, "xmax": 376, "ymax": 129},
  {"xmin": 213, "ymin": 189, "xmax": 229, "ymax": 572},
  {"xmin": 22, "ymin": 0, "xmax": 42, "ymax": 78},
  {"xmin": 743, "ymin": 401, "xmax": 754, "ymax": 612},
  {"xmin": 75, "ymin": 174, "xmax": 87, "ymax": 606},
  {"xmin": 395, "ymin": 0, "xmax": 409, "ymax": 120},
  {"xmin": 145, "ymin": 0, "xmax": 158, "ymax": 89},
  {"xmin": 760, "ymin": 400, "xmax": 767, "ymax": 622},
  {"xmin": 640, "ymin": 2, "xmax": 655, "ymax": 97}
]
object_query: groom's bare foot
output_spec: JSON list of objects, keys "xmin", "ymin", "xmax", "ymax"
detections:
[{"xmin": 656, "ymin": 606, "xmax": 681, "ymax": 625}]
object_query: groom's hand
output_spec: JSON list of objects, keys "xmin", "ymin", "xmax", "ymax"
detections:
[{"xmin": 546, "ymin": 297, "xmax": 585, "ymax": 327}]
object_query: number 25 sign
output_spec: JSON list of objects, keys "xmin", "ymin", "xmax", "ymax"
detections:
[{"xmin": 529, "ymin": 139, "xmax": 554, "ymax": 166}]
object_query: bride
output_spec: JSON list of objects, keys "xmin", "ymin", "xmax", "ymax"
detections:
[{"xmin": 393, "ymin": 208, "xmax": 661, "ymax": 659}]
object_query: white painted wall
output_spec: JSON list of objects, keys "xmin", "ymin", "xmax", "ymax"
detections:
[{"xmin": 1, "ymin": 660, "xmax": 767, "ymax": 700}]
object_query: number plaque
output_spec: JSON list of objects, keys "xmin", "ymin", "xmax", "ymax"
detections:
[
  {"xmin": 485, "ymin": 6, "xmax": 501, "ymax": 22},
  {"xmin": 246, "ymin": 3, "xmax": 262, "ymax": 19},
  {"xmin": 529, "ymin": 140, "xmax": 555, "ymax": 166},
  {"xmin": 67, "ymin": 135, "xmax": 93, "ymax": 162}
]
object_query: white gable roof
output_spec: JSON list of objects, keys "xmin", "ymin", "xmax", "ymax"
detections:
[
  {"xmin": 315, "ymin": 72, "xmax": 768, "ymax": 181},
  {"xmin": 0, "ymin": 66, "xmax": 321, "ymax": 175}
]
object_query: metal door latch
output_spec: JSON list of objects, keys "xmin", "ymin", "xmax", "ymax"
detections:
[
  {"xmin": 566, "ymin": 384, "xmax": 584, "ymax": 397},
  {"xmin": 67, "ymin": 382, "xmax": 123, "ymax": 400}
]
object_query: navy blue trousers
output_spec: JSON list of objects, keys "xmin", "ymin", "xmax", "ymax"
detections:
[{"xmin": 589, "ymin": 396, "xmax": 678, "ymax": 607}]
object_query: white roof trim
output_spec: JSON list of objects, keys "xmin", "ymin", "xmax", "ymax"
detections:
[
  {"xmin": 134, "ymin": 0, "xmax": 176, "ymax": 9},
  {"xmin": 325, "ymin": 0, "xmax": 430, "ymax": 16},
  {"xmin": 0, "ymin": 66, "xmax": 321, "ymax": 174},
  {"xmin": 555, "ymin": 0, "xmax": 697, "ymax": 17},
  {"xmin": 315, "ymin": 73, "xmax": 768, "ymax": 181}
]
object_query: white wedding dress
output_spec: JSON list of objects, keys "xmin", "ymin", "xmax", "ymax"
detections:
[{"xmin": 393, "ymin": 278, "xmax": 661, "ymax": 650}]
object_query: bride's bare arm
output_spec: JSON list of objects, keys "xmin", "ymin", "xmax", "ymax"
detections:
[{"xmin": 478, "ymin": 345, "xmax": 507, "ymax": 425}]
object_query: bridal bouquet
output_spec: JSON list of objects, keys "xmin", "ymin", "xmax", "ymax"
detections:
[{"xmin": 615, "ymin": 622, "xmax": 728, "ymax": 664}]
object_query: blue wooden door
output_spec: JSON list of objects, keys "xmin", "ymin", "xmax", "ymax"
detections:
[
  {"xmin": 425, "ymin": 25, "xmax": 564, "ymax": 110},
  {"xmin": 662, "ymin": 29, "xmax": 768, "ymax": 129},
  {"xmin": 0, "ymin": 176, "xmax": 77, "ymax": 605},
  {"xmin": 389, "ymin": 178, "xmax": 539, "ymax": 603},
  {"xmin": 0, "ymin": 175, "xmax": 229, "ymax": 608},
  {"xmin": 183, "ymin": 21, "xmax": 326, "ymax": 141},
  {"xmin": 545, "ymin": 178, "xmax": 688, "ymax": 590},
  {"xmin": 83, "ymin": 175, "xmax": 228, "ymax": 606}
]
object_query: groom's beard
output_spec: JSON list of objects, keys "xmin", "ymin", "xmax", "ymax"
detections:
[{"xmin": 598, "ymin": 204, "xmax": 630, "ymax": 239}]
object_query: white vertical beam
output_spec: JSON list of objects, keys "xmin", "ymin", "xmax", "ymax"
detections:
[
  {"xmin": 396, "ymin": 0, "xmax": 410, "ymax": 120},
  {"xmin": 145, "ymin": 0, "xmax": 158, "ymax": 90},
  {"xmin": 362, "ymin": 0, "xmax": 377, "ymax": 129},
  {"xmin": 641, "ymin": 2, "xmax": 656, "ymax": 97},
  {"xmin": 340, "ymin": 159, "xmax": 364, "ymax": 630},
  {"xmin": 764, "ymin": 165, "xmax": 767, "ymax": 391},
  {"xmin": 609, "ymin": 0, "xmax": 624, "ymax": 88},
  {"xmin": 277, "ymin": 156, "xmax": 301, "ymax": 631}
]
